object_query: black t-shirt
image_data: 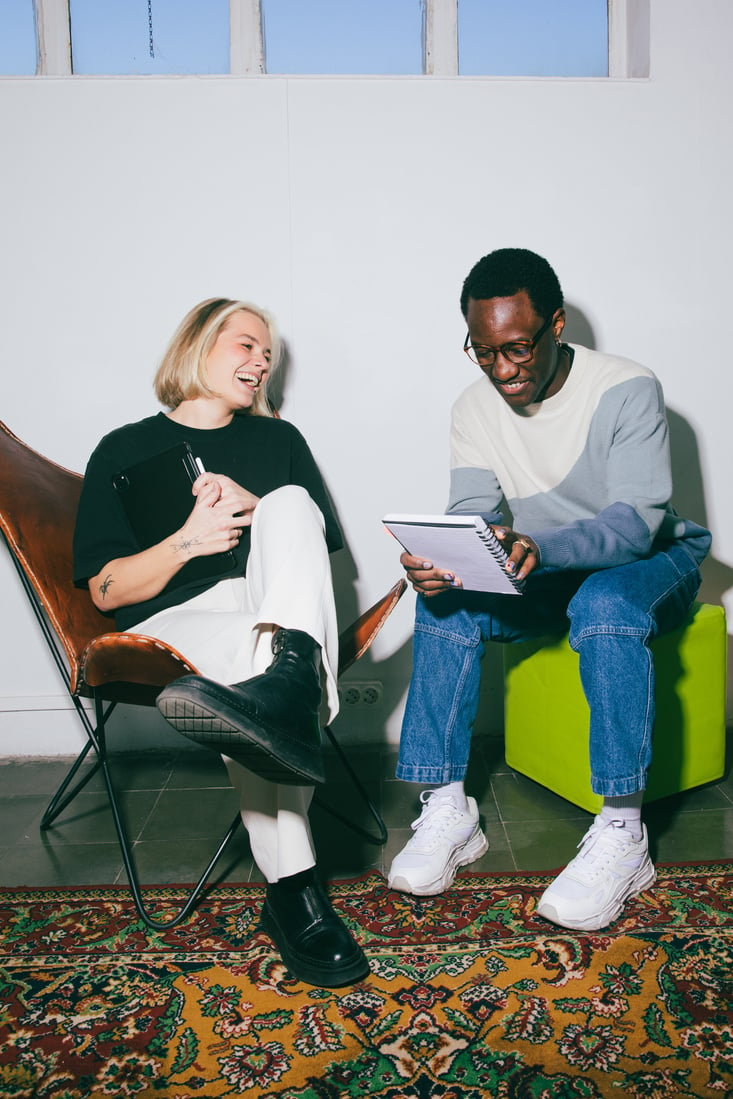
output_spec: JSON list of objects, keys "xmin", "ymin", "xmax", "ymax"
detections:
[{"xmin": 73, "ymin": 411, "xmax": 342, "ymax": 630}]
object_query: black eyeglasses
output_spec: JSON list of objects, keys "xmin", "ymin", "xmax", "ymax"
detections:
[{"xmin": 463, "ymin": 312, "xmax": 555, "ymax": 367}]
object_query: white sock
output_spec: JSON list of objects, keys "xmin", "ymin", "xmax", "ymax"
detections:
[
  {"xmin": 601, "ymin": 795, "xmax": 643, "ymax": 840},
  {"xmin": 429, "ymin": 781, "xmax": 468, "ymax": 811}
]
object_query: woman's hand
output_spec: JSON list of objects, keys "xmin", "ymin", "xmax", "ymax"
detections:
[
  {"xmin": 492, "ymin": 526, "xmax": 540, "ymax": 581},
  {"xmin": 175, "ymin": 476, "xmax": 258, "ymax": 558},
  {"xmin": 88, "ymin": 474, "xmax": 260, "ymax": 612},
  {"xmin": 193, "ymin": 473, "xmax": 260, "ymax": 527}
]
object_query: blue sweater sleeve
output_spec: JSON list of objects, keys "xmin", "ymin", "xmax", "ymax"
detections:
[{"xmin": 533, "ymin": 379, "xmax": 673, "ymax": 569}]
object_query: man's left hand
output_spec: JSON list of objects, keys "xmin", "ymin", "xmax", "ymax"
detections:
[{"xmin": 492, "ymin": 526, "xmax": 540, "ymax": 581}]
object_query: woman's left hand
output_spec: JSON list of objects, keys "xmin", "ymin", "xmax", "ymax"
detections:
[{"xmin": 193, "ymin": 472, "xmax": 260, "ymax": 526}]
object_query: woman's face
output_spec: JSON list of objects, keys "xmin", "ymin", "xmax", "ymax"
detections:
[{"xmin": 203, "ymin": 310, "xmax": 272, "ymax": 412}]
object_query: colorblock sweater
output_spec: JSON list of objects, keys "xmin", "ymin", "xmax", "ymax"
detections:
[{"xmin": 448, "ymin": 345, "xmax": 711, "ymax": 570}]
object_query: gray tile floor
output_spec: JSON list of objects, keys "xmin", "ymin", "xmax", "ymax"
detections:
[{"xmin": 1, "ymin": 730, "xmax": 731, "ymax": 892}]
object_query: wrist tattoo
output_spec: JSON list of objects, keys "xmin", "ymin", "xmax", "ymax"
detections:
[
  {"xmin": 99, "ymin": 574, "xmax": 114, "ymax": 600},
  {"xmin": 172, "ymin": 536, "xmax": 201, "ymax": 555}
]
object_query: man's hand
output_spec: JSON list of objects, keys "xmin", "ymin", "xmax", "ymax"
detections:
[
  {"xmin": 400, "ymin": 526, "xmax": 540, "ymax": 596},
  {"xmin": 400, "ymin": 551, "xmax": 460, "ymax": 597},
  {"xmin": 492, "ymin": 526, "xmax": 540, "ymax": 581}
]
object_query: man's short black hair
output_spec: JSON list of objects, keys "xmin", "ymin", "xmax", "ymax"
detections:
[{"xmin": 460, "ymin": 248, "xmax": 564, "ymax": 320}]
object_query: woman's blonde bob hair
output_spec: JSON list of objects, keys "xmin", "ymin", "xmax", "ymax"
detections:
[{"xmin": 154, "ymin": 298, "xmax": 281, "ymax": 417}]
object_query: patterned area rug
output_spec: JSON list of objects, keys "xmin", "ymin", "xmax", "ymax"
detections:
[{"xmin": 1, "ymin": 865, "xmax": 732, "ymax": 1098}]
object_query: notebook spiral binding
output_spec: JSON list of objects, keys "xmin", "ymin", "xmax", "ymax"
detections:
[{"xmin": 474, "ymin": 524, "xmax": 525, "ymax": 592}]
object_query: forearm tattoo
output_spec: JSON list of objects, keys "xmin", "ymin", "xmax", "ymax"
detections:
[{"xmin": 98, "ymin": 574, "xmax": 114, "ymax": 600}]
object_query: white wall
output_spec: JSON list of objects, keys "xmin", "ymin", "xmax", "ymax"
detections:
[{"xmin": 1, "ymin": 0, "xmax": 731, "ymax": 756}]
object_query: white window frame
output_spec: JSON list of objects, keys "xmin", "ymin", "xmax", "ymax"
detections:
[{"xmin": 32, "ymin": 0, "xmax": 649, "ymax": 78}]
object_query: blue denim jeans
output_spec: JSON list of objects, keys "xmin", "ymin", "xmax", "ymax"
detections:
[{"xmin": 397, "ymin": 542, "xmax": 703, "ymax": 797}]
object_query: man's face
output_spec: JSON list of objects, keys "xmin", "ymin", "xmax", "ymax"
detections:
[{"xmin": 465, "ymin": 290, "xmax": 568, "ymax": 409}]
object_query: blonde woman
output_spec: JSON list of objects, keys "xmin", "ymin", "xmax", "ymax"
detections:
[{"xmin": 73, "ymin": 297, "xmax": 367, "ymax": 987}]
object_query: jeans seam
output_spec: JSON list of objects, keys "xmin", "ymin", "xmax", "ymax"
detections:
[
  {"xmin": 571, "ymin": 554, "xmax": 696, "ymax": 646},
  {"xmin": 439, "ymin": 642, "xmax": 475, "ymax": 782},
  {"xmin": 414, "ymin": 623, "xmax": 479, "ymax": 648},
  {"xmin": 577, "ymin": 549, "xmax": 699, "ymax": 794}
]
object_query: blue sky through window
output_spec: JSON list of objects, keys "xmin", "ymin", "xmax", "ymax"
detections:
[
  {"xmin": 459, "ymin": 0, "xmax": 608, "ymax": 77},
  {"xmin": 69, "ymin": 0, "xmax": 230, "ymax": 75},
  {"xmin": 0, "ymin": 1, "xmax": 609, "ymax": 78},
  {"xmin": 0, "ymin": 0, "xmax": 36, "ymax": 75},
  {"xmin": 262, "ymin": 0, "xmax": 423, "ymax": 75}
]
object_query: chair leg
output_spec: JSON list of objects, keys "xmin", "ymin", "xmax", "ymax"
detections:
[
  {"xmin": 313, "ymin": 723, "xmax": 387, "ymax": 846},
  {"xmin": 40, "ymin": 696, "xmax": 108, "ymax": 828},
  {"xmin": 42, "ymin": 692, "xmax": 244, "ymax": 931}
]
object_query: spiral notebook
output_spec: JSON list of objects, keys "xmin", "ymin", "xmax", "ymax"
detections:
[
  {"xmin": 382, "ymin": 513, "xmax": 524, "ymax": 594},
  {"xmin": 112, "ymin": 442, "xmax": 236, "ymax": 591}
]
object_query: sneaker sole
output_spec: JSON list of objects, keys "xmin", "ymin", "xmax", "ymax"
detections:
[
  {"xmin": 536, "ymin": 857, "xmax": 657, "ymax": 931},
  {"xmin": 388, "ymin": 827, "xmax": 489, "ymax": 896}
]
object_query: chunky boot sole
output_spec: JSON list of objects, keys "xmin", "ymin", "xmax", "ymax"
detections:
[
  {"xmin": 260, "ymin": 900, "xmax": 370, "ymax": 988},
  {"xmin": 157, "ymin": 680, "xmax": 325, "ymax": 785}
]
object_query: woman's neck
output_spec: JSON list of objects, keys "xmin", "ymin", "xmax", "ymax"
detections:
[{"xmin": 166, "ymin": 398, "xmax": 234, "ymax": 430}]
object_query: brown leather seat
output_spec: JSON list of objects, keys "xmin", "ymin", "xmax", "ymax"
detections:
[{"xmin": 0, "ymin": 420, "xmax": 405, "ymax": 927}]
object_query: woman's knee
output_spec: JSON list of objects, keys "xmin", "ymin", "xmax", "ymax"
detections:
[{"xmin": 255, "ymin": 485, "xmax": 325, "ymax": 531}]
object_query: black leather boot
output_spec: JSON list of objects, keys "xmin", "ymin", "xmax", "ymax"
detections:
[
  {"xmin": 260, "ymin": 870, "xmax": 370, "ymax": 987},
  {"xmin": 156, "ymin": 629, "xmax": 325, "ymax": 784}
]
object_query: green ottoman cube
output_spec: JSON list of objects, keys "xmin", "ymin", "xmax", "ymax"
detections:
[{"xmin": 502, "ymin": 601, "xmax": 727, "ymax": 814}]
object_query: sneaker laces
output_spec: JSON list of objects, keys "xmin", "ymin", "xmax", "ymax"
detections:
[
  {"xmin": 405, "ymin": 791, "xmax": 468, "ymax": 852},
  {"xmin": 569, "ymin": 818, "xmax": 643, "ymax": 885}
]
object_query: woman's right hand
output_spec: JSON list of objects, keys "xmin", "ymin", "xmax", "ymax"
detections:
[
  {"xmin": 173, "ymin": 480, "xmax": 245, "ymax": 558},
  {"xmin": 88, "ymin": 483, "xmax": 242, "ymax": 612}
]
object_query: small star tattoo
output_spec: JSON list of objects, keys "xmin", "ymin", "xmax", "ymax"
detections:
[{"xmin": 172, "ymin": 536, "xmax": 201, "ymax": 555}]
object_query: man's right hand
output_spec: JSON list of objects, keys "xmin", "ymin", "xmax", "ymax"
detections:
[{"xmin": 400, "ymin": 551, "xmax": 460, "ymax": 597}]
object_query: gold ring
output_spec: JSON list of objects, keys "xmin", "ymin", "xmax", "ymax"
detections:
[{"xmin": 516, "ymin": 538, "xmax": 533, "ymax": 552}]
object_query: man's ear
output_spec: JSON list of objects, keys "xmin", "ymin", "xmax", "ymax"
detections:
[{"xmin": 552, "ymin": 309, "xmax": 566, "ymax": 343}]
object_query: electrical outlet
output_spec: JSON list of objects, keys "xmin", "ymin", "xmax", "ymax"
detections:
[{"xmin": 340, "ymin": 681, "xmax": 383, "ymax": 707}]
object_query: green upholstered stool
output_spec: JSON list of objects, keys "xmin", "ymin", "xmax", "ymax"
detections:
[{"xmin": 502, "ymin": 602, "xmax": 727, "ymax": 814}]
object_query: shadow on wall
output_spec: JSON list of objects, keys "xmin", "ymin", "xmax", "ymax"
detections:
[
  {"xmin": 666, "ymin": 409, "xmax": 733, "ymax": 700},
  {"xmin": 276, "ymin": 338, "xmax": 413, "ymax": 745},
  {"xmin": 566, "ymin": 303, "xmax": 731, "ymax": 657}
]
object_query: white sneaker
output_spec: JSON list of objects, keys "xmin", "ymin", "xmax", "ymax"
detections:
[
  {"xmin": 536, "ymin": 816, "xmax": 656, "ymax": 931},
  {"xmin": 387, "ymin": 791, "xmax": 489, "ymax": 895}
]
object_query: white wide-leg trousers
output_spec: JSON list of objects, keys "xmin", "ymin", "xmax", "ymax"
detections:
[{"xmin": 131, "ymin": 484, "xmax": 340, "ymax": 882}]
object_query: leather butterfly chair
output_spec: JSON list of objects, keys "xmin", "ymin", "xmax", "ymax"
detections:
[{"xmin": 0, "ymin": 420, "xmax": 405, "ymax": 929}]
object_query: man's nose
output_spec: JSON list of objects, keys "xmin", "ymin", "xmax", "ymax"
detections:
[{"xmin": 490, "ymin": 351, "xmax": 519, "ymax": 380}]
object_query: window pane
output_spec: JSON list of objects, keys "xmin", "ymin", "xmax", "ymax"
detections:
[
  {"xmin": 0, "ymin": 0, "xmax": 36, "ymax": 75},
  {"xmin": 263, "ymin": 0, "xmax": 423, "ymax": 75},
  {"xmin": 70, "ymin": 0, "xmax": 230, "ymax": 75},
  {"xmin": 459, "ymin": 0, "xmax": 608, "ymax": 77}
]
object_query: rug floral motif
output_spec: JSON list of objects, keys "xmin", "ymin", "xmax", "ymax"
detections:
[{"xmin": 1, "ymin": 865, "xmax": 732, "ymax": 1098}]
